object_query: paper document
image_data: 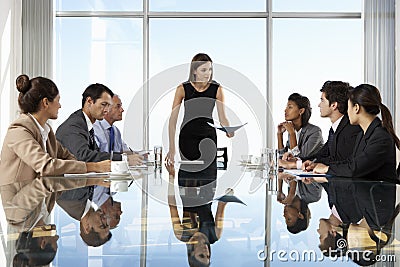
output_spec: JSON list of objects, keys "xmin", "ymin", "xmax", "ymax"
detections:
[
  {"xmin": 178, "ymin": 160, "xmax": 205, "ymax": 165},
  {"xmin": 64, "ymin": 172, "xmax": 110, "ymax": 178},
  {"xmin": 284, "ymin": 169, "xmax": 332, "ymax": 178},
  {"xmin": 207, "ymin": 122, "xmax": 247, "ymax": 133}
]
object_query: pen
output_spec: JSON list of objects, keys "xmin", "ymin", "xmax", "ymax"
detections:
[{"xmin": 110, "ymin": 150, "xmax": 113, "ymax": 161}]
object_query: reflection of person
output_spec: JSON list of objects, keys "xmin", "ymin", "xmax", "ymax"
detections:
[
  {"xmin": 56, "ymin": 83, "xmax": 142, "ymax": 165},
  {"xmin": 92, "ymin": 185, "xmax": 123, "ymax": 229},
  {"xmin": 56, "ymin": 187, "xmax": 112, "ymax": 247},
  {"xmin": 277, "ymin": 173, "xmax": 322, "ymax": 234},
  {"xmin": 165, "ymin": 53, "xmax": 234, "ymax": 165},
  {"xmin": 93, "ymin": 94, "xmax": 130, "ymax": 153},
  {"xmin": 277, "ymin": 93, "xmax": 323, "ymax": 159},
  {"xmin": 166, "ymin": 163, "xmax": 229, "ymax": 267},
  {"xmin": 12, "ymin": 225, "xmax": 59, "ymax": 267},
  {"xmin": 0, "ymin": 75, "xmax": 110, "ymax": 231},
  {"xmin": 312, "ymin": 84, "xmax": 400, "ymax": 181}
]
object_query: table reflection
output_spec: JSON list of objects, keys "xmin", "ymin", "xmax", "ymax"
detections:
[{"xmin": 1, "ymin": 166, "xmax": 399, "ymax": 266}]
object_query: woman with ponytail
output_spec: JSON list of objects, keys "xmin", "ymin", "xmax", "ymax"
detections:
[{"xmin": 313, "ymin": 84, "xmax": 399, "ymax": 181}]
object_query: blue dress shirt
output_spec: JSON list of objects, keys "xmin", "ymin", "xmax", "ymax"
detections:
[{"xmin": 93, "ymin": 119, "xmax": 129, "ymax": 153}]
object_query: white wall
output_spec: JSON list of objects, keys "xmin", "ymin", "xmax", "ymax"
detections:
[
  {"xmin": 0, "ymin": 0, "xmax": 21, "ymax": 264},
  {"xmin": 0, "ymin": 0, "xmax": 21, "ymax": 148}
]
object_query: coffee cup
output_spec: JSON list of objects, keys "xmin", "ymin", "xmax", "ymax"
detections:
[
  {"xmin": 110, "ymin": 180, "xmax": 129, "ymax": 193},
  {"xmin": 111, "ymin": 161, "xmax": 128, "ymax": 174}
]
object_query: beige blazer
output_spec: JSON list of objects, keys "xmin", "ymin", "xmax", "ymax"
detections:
[
  {"xmin": 0, "ymin": 113, "xmax": 87, "ymax": 186},
  {"xmin": 1, "ymin": 177, "xmax": 88, "ymax": 231}
]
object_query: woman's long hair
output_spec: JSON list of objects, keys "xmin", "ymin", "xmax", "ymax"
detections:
[{"xmin": 348, "ymin": 84, "xmax": 400, "ymax": 149}]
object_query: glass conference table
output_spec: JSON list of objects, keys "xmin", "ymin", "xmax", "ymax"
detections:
[{"xmin": 1, "ymin": 161, "xmax": 400, "ymax": 267}]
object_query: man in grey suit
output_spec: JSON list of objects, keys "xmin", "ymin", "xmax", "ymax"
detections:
[{"xmin": 56, "ymin": 83, "xmax": 142, "ymax": 165}]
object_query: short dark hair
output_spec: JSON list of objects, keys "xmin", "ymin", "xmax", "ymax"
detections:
[
  {"xmin": 288, "ymin": 93, "xmax": 312, "ymax": 126},
  {"xmin": 320, "ymin": 81, "xmax": 353, "ymax": 114},
  {"xmin": 81, "ymin": 83, "xmax": 114, "ymax": 108},
  {"xmin": 16, "ymin": 74, "xmax": 59, "ymax": 113},
  {"xmin": 80, "ymin": 224, "xmax": 112, "ymax": 247}
]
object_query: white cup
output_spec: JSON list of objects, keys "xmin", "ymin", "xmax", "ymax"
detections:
[
  {"xmin": 241, "ymin": 155, "xmax": 252, "ymax": 163},
  {"xmin": 111, "ymin": 161, "xmax": 128, "ymax": 174},
  {"xmin": 110, "ymin": 180, "xmax": 129, "ymax": 193}
]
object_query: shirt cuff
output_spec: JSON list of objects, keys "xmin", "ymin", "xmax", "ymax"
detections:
[
  {"xmin": 296, "ymin": 158, "xmax": 303, "ymax": 170},
  {"xmin": 289, "ymin": 146, "xmax": 300, "ymax": 157}
]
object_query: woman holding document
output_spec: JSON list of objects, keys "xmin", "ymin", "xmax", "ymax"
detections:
[
  {"xmin": 312, "ymin": 84, "xmax": 400, "ymax": 181},
  {"xmin": 165, "ymin": 53, "xmax": 234, "ymax": 165},
  {"xmin": 0, "ymin": 75, "xmax": 110, "ymax": 229}
]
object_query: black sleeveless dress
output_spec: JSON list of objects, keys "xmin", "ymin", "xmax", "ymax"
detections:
[
  {"xmin": 178, "ymin": 81, "xmax": 218, "ymax": 210},
  {"xmin": 179, "ymin": 81, "xmax": 218, "ymax": 163}
]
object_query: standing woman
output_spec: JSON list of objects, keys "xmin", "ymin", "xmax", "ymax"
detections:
[
  {"xmin": 165, "ymin": 53, "xmax": 234, "ymax": 166},
  {"xmin": 0, "ymin": 75, "xmax": 110, "ymax": 230},
  {"xmin": 313, "ymin": 84, "xmax": 400, "ymax": 181},
  {"xmin": 277, "ymin": 93, "xmax": 324, "ymax": 159}
]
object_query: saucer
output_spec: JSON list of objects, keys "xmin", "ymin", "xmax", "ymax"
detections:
[{"xmin": 110, "ymin": 171, "xmax": 130, "ymax": 177}]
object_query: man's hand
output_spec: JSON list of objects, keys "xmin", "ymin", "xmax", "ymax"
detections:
[{"xmin": 127, "ymin": 154, "xmax": 144, "ymax": 166}]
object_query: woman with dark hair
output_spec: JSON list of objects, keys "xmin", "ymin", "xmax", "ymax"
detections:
[
  {"xmin": 12, "ymin": 225, "xmax": 59, "ymax": 267},
  {"xmin": 0, "ymin": 75, "xmax": 110, "ymax": 230},
  {"xmin": 313, "ymin": 84, "xmax": 400, "ymax": 181},
  {"xmin": 165, "ymin": 53, "xmax": 234, "ymax": 165},
  {"xmin": 277, "ymin": 93, "xmax": 324, "ymax": 159}
]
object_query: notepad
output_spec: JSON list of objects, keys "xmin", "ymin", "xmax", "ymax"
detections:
[
  {"xmin": 284, "ymin": 169, "xmax": 332, "ymax": 178},
  {"xmin": 207, "ymin": 122, "xmax": 247, "ymax": 133}
]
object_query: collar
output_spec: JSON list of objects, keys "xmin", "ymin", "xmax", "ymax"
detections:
[
  {"xmin": 363, "ymin": 117, "xmax": 382, "ymax": 140},
  {"xmin": 82, "ymin": 110, "xmax": 94, "ymax": 131},
  {"xmin": 331, "ymin": 115, "xmax": 344, "ymax": 132},
  {"xmin": 28, "ymin": 113, "xmax": 50, "ymax": 140},
  {"xmin": 97, "ymin": 119, "xmax": 113, "ymax": 129}
]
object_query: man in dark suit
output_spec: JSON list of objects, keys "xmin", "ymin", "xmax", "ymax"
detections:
[
  {"xmin": 56, "ymin": 187, "xmax": 112, "ymax": 247},
  {"xmin": 280, "ymin": 81, "xmax": 361, "ymax": 170},
  {"xmin": 302, "ymin": 81, "xmax": 362, "ymax": 169},
  {"xmin": 56, "ymin": 83, "xmax": 142, "ymax": 165}
]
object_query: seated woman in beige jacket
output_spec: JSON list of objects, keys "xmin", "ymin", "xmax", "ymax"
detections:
[{"xmin": 0, "ymin": 74, "xmax": 110, "ymax": 231}]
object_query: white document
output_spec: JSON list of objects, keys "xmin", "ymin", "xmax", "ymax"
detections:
[
  {"xmin": 284, "ymin": 169, "xmax": 332, "ymax": 177},
  {"xmin": 207, "ymin": 122, "xmax": 247, "ymax": 133},
  {"xmin": 178, "ymin": 160, "xmax": 205, "ymax": 165},
  {"xmin": 64, "ymin": 172, "xmax": 110, "ymax": 178}
]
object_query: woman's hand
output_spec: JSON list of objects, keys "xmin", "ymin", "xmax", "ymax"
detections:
[
  {"xmin": 282, "ymin": 121, "xmax": 295, "ymax": 135},
  {"xmin": 226, "ymin": 132, "xmax": 234, "ymax": 138},
  {"xmin": 313, "ymin": 163, "xmax": 329, "ymax": 174},
  {"xmin": 277, "ymin": 122, "xmax": 286, "ymax": 134},
  {"xmin": 165, "ymin": 149, "xmax": 175, "ymax": 164},
  {"xmin": 86, "ymin": 160, "xmax": 111, "ymax": 173},
  {"xmin": 165, "ymin": 161, "xmax": 175, "ymax": 177}
]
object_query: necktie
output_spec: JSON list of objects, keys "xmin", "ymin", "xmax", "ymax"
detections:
[
  {"xmin": 88, "ymin": 186, "xmax": 94, "ymax": 201},
  {"xmin": 327, "ymin": 127, "xmax": 335, "ymax": 154},
  {"xmin": 109, "ymin": 126, "xmax": 115, "ymax": 152},
  {"xmin": 89, "ymin": 128, "xmax": 95, "ymax": 150}
]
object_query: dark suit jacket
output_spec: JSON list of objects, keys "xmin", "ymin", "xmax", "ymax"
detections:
[
  {"xmin": 56, "ymin": 187, "xmax": 93, "ymax": 220},
  {"xmin": 56, "ymin": 109, "xmax": 121, "ymax": 162},
  {"xmin": 302, "ymin": 114, "xmax": 361, "ymax": 164},
  {"xmin": 328, "ymin": 117, "xmax": 397, "ymax": 181},
  {"xmin": 327, "ymin": 179, "xmax": 362, "ymax": 224}
]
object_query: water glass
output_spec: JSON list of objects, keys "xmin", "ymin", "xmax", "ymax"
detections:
[{"xmin": 154, "ymin": 146, "xmax": 162, "ymax": 169}]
